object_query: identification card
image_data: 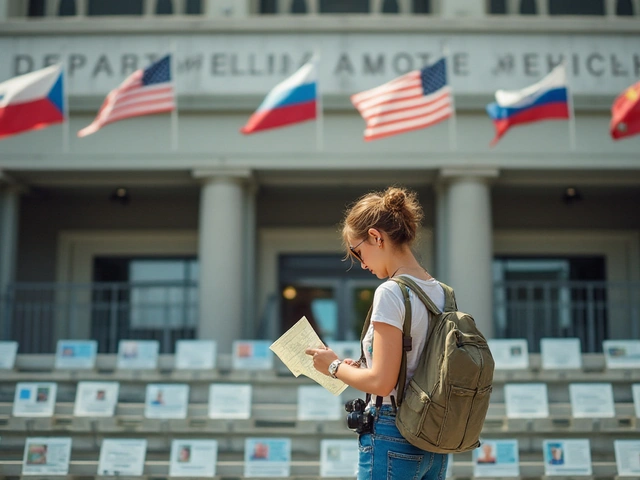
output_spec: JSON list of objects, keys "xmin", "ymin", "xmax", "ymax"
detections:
[
  {"xmin": 169, "ymin": 439, "xmax": 218, "ymax": 477},
  {"xmin": 319, "ymin": 440, "xmax": 358, "ymax": 477},
  {"xmin": 615, "ymin": 440, "xmax": 640, "ymax": 476},
  {"xmin": 543, "ymin": 439, "xmax": 592, "ymax": 475},
  {"xmin": 603, "ymin": 340, "xmax": 640, "ymax": 369},
  {"xmin": 232, "ymin": 340, "xmax": 274, "ymax": 370},
  {"xmin": 244, "ymin": 438, "xmax": 291, "ymax": 477},
  {"xmin": 208, "ymin": 383, "xmax": 252, "ymax": 419},
  {"xmin": 540, "ymin": 338, "xmax": 582, "ymax": 370},
  {"xmin": 13, "ymin": 382, "xmax": 57, "ymax": 417},
  {"xmin": 116, "ymin": 340, "xmax": 159, "ymax": 370},
  {"xmin": 175, "ymin": 340, "xmax": 216, "ymax": 370},
  {"xmin": 504, "ymin": 383, "xmax": 549, "ymax": 418},
  {"xmin": 73, "ymin": 381, "xmax": 119, "ymax": 417},
  {"xmin": 473, "ymin": 439, "xmax": 520, "ymax": 477},
  {"xmin": 0, "ymin": 341, "xmax": 18, "ymax": 369},
  {"xmin": 488, "ymin": 339, "xmax": 529, "ymax": 369},
  {"xmin": 144, "ymin": 384, "xmax": 189, "ymax": 419},
  {"xmin": 97, "ymin": 439, "xmax": 147, "ymax": 476},
  {"xmin": 569, "ymin": 383, "xmax": 615, "ymax": 418},
  {"xmin": 22, "ymin": 437, "xmax": 72, "ymax": 476},
  {"xmin": 54, "ymin": 340, "xmax": 97, "ymax": 370},
  {"xmin": 297, "ymin": 385, "xmax": 342, "ymax": 421}
]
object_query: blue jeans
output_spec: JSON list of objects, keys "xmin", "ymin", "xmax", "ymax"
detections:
[{"xmin": 357, "ymin": 405, "xmax": 448, "ymax": 480}]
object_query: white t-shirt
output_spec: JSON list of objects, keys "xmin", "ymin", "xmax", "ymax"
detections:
[{"xmin": 362, "ymin": 275, "xmax": 445, "ymax": 405}]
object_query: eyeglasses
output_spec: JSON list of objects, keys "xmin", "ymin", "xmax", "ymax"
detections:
[{"xmin": 349, "ymin": 238, "xmax": 367, "ymax": 263}]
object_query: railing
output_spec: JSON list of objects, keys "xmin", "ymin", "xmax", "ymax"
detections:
[
  {"xmin": 492, "ymin": 0, "xmax": 639, "ymax": 16},
  {"xmin": 1, "ymin": 281, "xmax": 198, "ymax": 354},
  {"xmin": 494, "ymin": 280, "xmax": 640, "ymax": 353}
]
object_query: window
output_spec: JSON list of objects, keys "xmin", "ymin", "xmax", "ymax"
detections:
[
  {"xmin": 88, "ymin": 0, "xmax": 143, "ymax": 15},
  {"xmin": 549, "ymin": 0, "xmax": 604, "ymax": 15}
]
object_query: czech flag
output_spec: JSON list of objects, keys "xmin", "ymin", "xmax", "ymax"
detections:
[
  {"xmin": 486, "ymin": 64, "xmax": 570, "ymax": 145},
  {"xmin": 610, "ymin": 80, "xmax": 640, "ymax": 140},
  {"xmin": 0, "ymin": 64, "xmax": 66, "ymax": 141},
  {"xmin": 240, "ymin": 60, "xmax": 318, "ymax": 134}
]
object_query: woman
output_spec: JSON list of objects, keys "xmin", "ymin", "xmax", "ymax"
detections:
[{"xmin": 306, "ymin": 186, "xmax": 449, "ymax": 480}]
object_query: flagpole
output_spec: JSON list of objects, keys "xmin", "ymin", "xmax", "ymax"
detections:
[
  {"xmin": 442, "ymin": 44, "xmax": 457, "ymax": 151},
  {"xmin": 564, "ymin": 60, "xmax": 577, "ymax": 151},
  {"xmin": 61, "ymin": 64, "xmax": 70, "ymax": 154},
  {"xmin": 314, "ymin": 53, "xmax": 323, "ymax": 152},
  {"xmin": 170, "ymin": 41, "xmax": 179, "ymax": 152}
]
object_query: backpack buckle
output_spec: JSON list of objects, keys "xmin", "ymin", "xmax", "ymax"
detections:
[{"xmin": 403, "ymin": 336, "xmax": 412, "ymax": 352}]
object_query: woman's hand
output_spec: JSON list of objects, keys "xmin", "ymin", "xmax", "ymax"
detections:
[{"xmin": 304, "ymin": 346, "xmax": 338, "ymax": 376}]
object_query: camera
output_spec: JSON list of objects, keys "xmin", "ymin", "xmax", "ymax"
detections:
[{"xmin": 345, "ymin": 398, "xmax": 373, "ymax": 434}]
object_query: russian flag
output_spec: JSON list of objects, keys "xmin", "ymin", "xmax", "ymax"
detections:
[
  {"xmin": 0, "ymin": 65, "xmax": 65, "ymax": 141},
  {"xmin": 241, "ymin": 60, "xmax": 318, "ymax": 134},
  {"xmin": 486, "ymin": 64, "xmax": 570, "ymax": 145}
]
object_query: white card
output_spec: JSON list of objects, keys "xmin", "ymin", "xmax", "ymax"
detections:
[
  {"xmin": 504, "ymin": 383, "xmax": 549, "ymax": 418},
  {"xmin": 603, "ymin": 340, "xmax": 640, "ymax": 369},
  {"xmin": 615, "ymin": 440, "xmax": 640, "ymax": 476},
  {"xmin": 208, "ymin": 383, "xmax": 252, "ymax": 419},
  {"xmin": 488, "ymin": 339, "xmax": 529, "ymax": 369},
  {"xmin": 540, "ymin": 338, "xmax": 582, "ymax": 370},
  {"xmin": 633, "ymin": 384, "xmax": 640, "ymax": 418},
  {"xmin": 98, "ymin": 439, "xmax": 147, "ymax": 476},
  {"xmin": 175, "ymin": 340, "xmax": 216, "ymax": 370},
  {"xmin": 473, "ymin": 439, "xmax": 520, "ymax": 477},
  {"xmin": 169, "ymin": 439, "xmax": 218, "ymax": 477},
  {"xmin": 320, "ymin": 440, "xmax": 358, "ymax": 477},
  {"xmin": 73, "ymin": 381, "xmax": 119, "ymax": 417},
  {"xmin": 22, "ymin": 437, "xmax": 72, "ymax": 476},
  {"xmin": 330, "ymin": 341, "xmax": 361, "ymax": 362},
  {"xmin": 144, "ymin": 384, "xmax": 189, "ymax": 419},
  {"xmin": 13, "ymin": 382, "xmax": 57, "ymax": 417},
  {"xmin": 244, "ymin": 438, "xmax": 291, "ymax": 477},
  {"xmin": 543, "ymin": 439, "xmax": 592, "ymax": 475},
  {"xmin": 54, "ymin": 340, "xmax": 97, "ymax": 370},
  {"xmin": 297, "ymin": 385, "xmax": 342, "ymax": 421},
  {"xmin": 232, "ymin": 340, "xmax": 274, "ymax": 370},
  {"xmin": 569, "ymin": 383, "xmax": 615, "ymax": 418},
  {"xmin": 0, "ymin": 341, "xmax": 18, "ymax": 369},
  {"xmin": 116, "ymin": 340, "xmax": 159, "ymax": 370}
]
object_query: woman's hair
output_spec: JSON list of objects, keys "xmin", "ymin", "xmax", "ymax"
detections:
[{"xmin": 342, "ymin": 186, "xmax": 423, "ymax": 253}]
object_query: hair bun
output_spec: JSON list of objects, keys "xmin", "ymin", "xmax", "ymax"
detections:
[{"xmin": 383, "ymin": 187, "xmax": 406, "ymax": 213}]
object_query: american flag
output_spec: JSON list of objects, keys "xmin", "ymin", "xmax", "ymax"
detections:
[
  {"xmin": 78, "ymin": 55, "xmax": 175, "ymax": 137},
  {"xmin": 351, "ymin": 58, "xmax": 453, "ymax": 141}
]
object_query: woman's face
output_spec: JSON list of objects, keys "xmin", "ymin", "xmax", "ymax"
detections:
[{"xmin": 349, "ymin": 234, "xmax": 386, "ymax": 279}]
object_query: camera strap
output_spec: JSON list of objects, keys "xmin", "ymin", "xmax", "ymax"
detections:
[{"xmin": 366, "ymin": 393, "xmax": 398, "ymax": 413}]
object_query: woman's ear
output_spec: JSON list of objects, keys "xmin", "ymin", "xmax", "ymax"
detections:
[{"xmin": 368, "ymin": 228, "xmax": 381, "ymax": 240}]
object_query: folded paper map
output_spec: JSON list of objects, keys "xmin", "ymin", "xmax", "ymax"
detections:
[{"xmin": 270, "ymin": 316, "xmax": 348, "ymax": 396}]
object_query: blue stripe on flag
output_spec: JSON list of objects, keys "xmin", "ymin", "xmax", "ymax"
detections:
[
  {"xmin": 258, "ymin": 82, "xmax": 317, "ymax": 111},
  {"xmin": 487, "ymin": 87, "xmax": 568, "ymax": 120}
]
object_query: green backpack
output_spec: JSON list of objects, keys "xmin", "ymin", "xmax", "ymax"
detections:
[{"xmin": 360, "ymin": 275, "xmax": 494, "ymax": 454}]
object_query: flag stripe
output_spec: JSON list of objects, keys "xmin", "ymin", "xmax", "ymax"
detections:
[
  {"xmin": 241, "ymin": 100, "xmax": 316, "ymax": 134},
  {"xmin": 361, "ymin": 89, "xmax": 451, "ymax": 121},
  {"xmin": 487, "ymin": 87, "xmax": 568, "ymax": 121},
  {"xmin": 365, "ymin": 95, "xmax": 452, "ymax": 128},
  {"xmin": 365, "ymin": 110, "xmax": 453, "ymax": 141}
]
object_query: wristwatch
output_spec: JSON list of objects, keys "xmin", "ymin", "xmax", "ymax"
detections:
[{"xmin": 328, "ymin": 359, "xmax": 342, "ymax": 379}]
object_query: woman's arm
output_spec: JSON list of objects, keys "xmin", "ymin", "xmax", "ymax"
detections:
[{"xmin": 306, "ymin": 321, "xmax": 403, "ymax": 397}]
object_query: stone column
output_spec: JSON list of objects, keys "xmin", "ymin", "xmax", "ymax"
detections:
[
  {"xmin": 0, "ymin": 0, "xmax": 8, "ymax": 21},
  {"xmin": 434, "ymin": 183, "xmax": 449, "ymax": 284},
  {"xmin": 0, "ymin": 180, "xmax": 21, "ymax": 339},
  {"xmin": 441, "ymin": 168, "xmax": 498, "ymax": 337},
  {"xmin": 193, "ymin": 169, "xmax": 251, "ymax": 353}
]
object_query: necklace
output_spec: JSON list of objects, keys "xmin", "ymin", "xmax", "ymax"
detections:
[{"xmin": 390, "ymin": 266, "xmax": 405, "ymax": 278}]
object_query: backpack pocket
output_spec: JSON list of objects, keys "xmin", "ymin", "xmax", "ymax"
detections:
[
  {"xmin": 460, "ymin": 385, "xmax": 492, "ymax": 450},
  {"xmin": 436, "ymin": 385, "xmax": 476, "ymax": 450},
  {"xmin": 398, "ymin": 379, "xmax": 445, "ymax": 447}
]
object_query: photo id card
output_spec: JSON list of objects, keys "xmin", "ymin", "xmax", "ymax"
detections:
[
  {"xmin": 633, "ymin": 384, "xmax": 640, "ymax": 418},
  {"xmin": 73, "ymin": 381, "xmax": 119, "ymax": 417},
  {"xmin": 98, "ymin": 439, "xmax": 147, "ymax": 476},
  {"xmin": 232, "ymin": 340, "xmax": 274, "ymax": 370},
  {"xmin": 569, "ymin": 383, "xmax": 615, "ymax": 418},
  {"xmin": 22, "ymin": 437, "xmax": 72, "ymax": 476},
  {"xmin": 175, "ymin": 340, "xmax": 216, "ymax": 370},
  {"xmin": 0, "ymin": 341, "xmax": 18, "ymax": 369},
  {"xmin": 320, "ymin": 440, "xmax": 358, "ymax": 477},
  {"xmin": 488, "ymin": 339, "xmax": 529, "ymax": 369},
  {"xmin": 169, "ymin": 439, "xmax": 218, "ymax": 477},
  {"xmin": 13, "ymin": 382, "xmax": 57, "ymax": 417},
  {"xmin": 244, "ymin": 438, "xmax": 291, "ymax": 477},
  {"xmin": 543, "ymin": 439, "xmax": 592, "ymax": 476},
  {"xmin": 54, "ymin": 340, "xmax": 97, "ymax": 370},
  {"xmin": 297, "ymin": 385, "xmax": 342, "ymax": 421},
  {"xmin": 144, "ymin": 383, "xmax": 189, "ymax": 419},
  {"xmin": 116, "ymin": 340, "xmax": 159, "ymax": 370},
  {"xmin": 540, "ymin": 338, "xmax": 582, "ymax": 370},
  {"xmin": 504, "ymin": 383, "xmax": 549, "ymax": 418},
  {"xmin": 615, "ymin": 440, "xmax": 640, "ymax": 476},
  {"xmin": 208, "ymin": 383, "xmax": 252, "ymax": 419},
  {"xmin": 603, "ymin": 340, "xmax": 640, "ymax": 369},
  {"xmin": 473, "ymin": 439, "xmax": 520, "ymax": 477}
]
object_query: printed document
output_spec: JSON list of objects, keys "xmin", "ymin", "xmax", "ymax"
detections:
[{"xmin": 270, "ymin": 317, "xmax": 348, "ymax": 395}]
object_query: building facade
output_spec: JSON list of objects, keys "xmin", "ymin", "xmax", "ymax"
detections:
[{"xmin": 0, "ymin": 0, "xmax": 639, "ymax": 355}]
